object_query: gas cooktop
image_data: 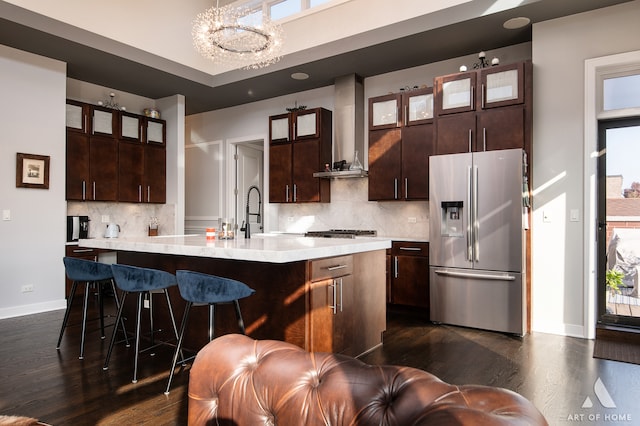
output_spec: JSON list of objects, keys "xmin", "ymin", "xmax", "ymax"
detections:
[{"xmin": 304, "ymin": 229, "xmax": 377, "ymax": 239}]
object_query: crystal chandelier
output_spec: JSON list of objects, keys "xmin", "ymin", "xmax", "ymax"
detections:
[{"xmin": 192, "ymin": 1, "xmax": 283, "ymax": 70}]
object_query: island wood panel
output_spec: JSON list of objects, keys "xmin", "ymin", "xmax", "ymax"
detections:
[{"xmin": 116, "ymin": 251, "xmax": 309, "ymax": 352}]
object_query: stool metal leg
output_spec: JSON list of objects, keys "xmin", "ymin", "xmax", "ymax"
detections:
[
  {"xmin": 164, "ymin": 289, "xmax": 181, "ymax": 345},
  {"xmin": 148, "ymin": 292, "xmax": 155, "ymax": 349},
  {"xmin": 164, "ymin": 301, "xmax": 192, "ymax": 395},
  {"xmin": 208, "ymin": 304, "xmax": 216, "ymax": 342},
  {"xmin": 103, "ymin": 291, "xmax": 129, "ymax": 371},
  {"xmin": 98, "ymin": 282, "xmax": 105, "ymax": 339},
  {"xmin": 79, "ymin": 281, "xmax": 91, "ymax": 360},
  {"xmin": 234, "ymin": 300, "xmax": 247, "ymax": 334},
  {"xmin": 57, "ymin": 280, "xmax": 79, "ymax": 350},
  {"xmin": 132, "ymin": 292, "xmax": 144, "ymax": 384},
  {"xmin": 109, "ymin": 280, "xmax": 130, "ymax": 347}
]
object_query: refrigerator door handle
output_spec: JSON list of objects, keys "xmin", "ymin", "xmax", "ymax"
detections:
[
  {"xmin": 433, "ymin": 269, "xmax": 516, "ymax": 281},
  {"xmin": 473, "ymin": 165, "xmax": 479, "ymax": 262},
  {"xmin": 467, "ymin": 166, "xmax": 473, "ymax": 261}
]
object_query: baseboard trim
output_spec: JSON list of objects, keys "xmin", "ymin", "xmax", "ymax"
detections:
[{"xmin": 0, "ymin": 300, "xmax": 66, "ymax": 320}]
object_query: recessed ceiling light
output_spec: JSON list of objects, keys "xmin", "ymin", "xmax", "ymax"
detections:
[
  {"xmin": 503, "ymin": 17, "xmax": 530, "ymax": 30},
  {"xmin": 291, "ymin": 72, "xmax": 309, "ymax": 80}
]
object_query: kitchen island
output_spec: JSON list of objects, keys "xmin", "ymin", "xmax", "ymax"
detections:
[{"xmin": 80, "ymin": 234, "xmax": 390, "ymax": 357}]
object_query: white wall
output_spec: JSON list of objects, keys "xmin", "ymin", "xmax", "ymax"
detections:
[
  {"xmin": 531, "ymin": 0, "xmax": 640, "ymax": 337},
  {"xmin": 0, "ymin": 45, "xmax": 67, "ymax": 318}
]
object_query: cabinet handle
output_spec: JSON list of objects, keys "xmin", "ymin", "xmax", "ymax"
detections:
[
  {"xmin": 329, "ymin": 280, "xmax": 337, "ymax": 314},
  {"xmin": 399, "ymin": 247, "xmax": 422, "ymax": 252},
  {"xmin": 293, "ymin": 184, "xmax": 297, "ymax": 202},
  {"xmin": 285, "ymin": 185, "xmax": 289, "ymax": 202},
  {"xmin": 483, "ymin": 127, "xmax": 487, "ymax": 151},
  {"xmin": 468, "ymin": 129, "xmax": 472, "ymax": 153},
  {"xmin": 92, "ymin": 181, "xmax": 96, "ymax": 200},
  {"xmin": 404, "ymin": 105, "xmax": 408, "ymax": 126},
  {"xmin": 481, "ymin": 83, "xmax": 486, "ymax": 109},
  {"xmin": 72, "ymin": 249, "xmax": 94, "ymax": 253},
  {"xmin": 147, "ymin": 185, "xmax": 151, "ymax": 203},
  {"xmin": 326, "ymin": 264, "xmax": 348, "ymax": 271},
  {"xmin": 394, "ymin": 178, "xmax": 398, "ymax": 199},
  {"xmin": 82, "ymin": 181, "xmax": 86, "ymax": 201},
  {"xmin": 471, "ymin": 86, "xmax": 475, "ymax": 109},
  {"xmin": 405, "ymin": 178, "xmax": 408, "ymax": 199},
  {"xmin": 338, "ymin": 277, "xmax": 343, "ymax": 313},
  {"xmin": 394, "ymin": 256, "xmax": 399, "ymax": 278},
  {"xmin": 138, "ymin": 185, "xmax": 142, "ymax": 203}
]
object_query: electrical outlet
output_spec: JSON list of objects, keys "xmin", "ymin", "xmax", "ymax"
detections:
[
  {"xmin": 21, "ymin": 284, "xmax": 34, "ymax": 293},
  {"xmin": 2, "ymin": 210, "xmax": 10, "ymax": 221},
  {"xmin": 102, "ymin": 215, "xmax": 110, "ymax": 223},
  {"xmin": 408, "ymin": 217, "xmax": 417, "ymax": 223}
]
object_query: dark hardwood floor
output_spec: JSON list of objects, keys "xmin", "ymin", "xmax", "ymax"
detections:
[{"xmin": 1, "ymin": 300, "xmax": 640, "ymax": 425}]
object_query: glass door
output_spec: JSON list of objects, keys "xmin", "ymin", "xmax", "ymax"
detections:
[{"xmin": 598, "ymin": 118, "xmax": 640, "ymax": 327}]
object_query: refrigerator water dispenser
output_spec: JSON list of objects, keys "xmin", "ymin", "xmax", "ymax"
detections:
[{"xmin": 440, "ymin": 201, "xmax": 464, "ymax": 237}]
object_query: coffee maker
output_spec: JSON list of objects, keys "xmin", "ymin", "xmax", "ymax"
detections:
[{"xmin": 67, "ymin": 216, "xmax": 90, "ymax": 241}]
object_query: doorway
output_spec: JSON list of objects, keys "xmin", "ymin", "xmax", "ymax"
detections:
[
  {"xmin": 597, "ymin": 118, "xmax": 640, "ymax": 328},
  {"xmin": 234, "ymin": 142, "xmax": 264, "ymax": 236}
]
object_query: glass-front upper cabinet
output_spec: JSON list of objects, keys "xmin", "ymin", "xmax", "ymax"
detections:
[
  {"xmin": 145, "ymin": 117, "xmax": 166, "ymax": 145},
  {"xmin": 119, "ymin": 112, "xmax": 142, "ymax": 142},
  {"xmin": 479, "ymin": 62, "xmax": 524, "ymax": 109},
  {"xmin": 369, "ymin": 93, "xmax": 401, "ymax": 130},
  {"xmin": 65, "ymin": 100, "xmax": 88, "ymax": 133},
  {"xmin": 295, "ymin": 109, "xmax": 321, "ymax": 139},
  {"xmin": 436, "ymin": 71, "xmax": 477, "ymax": 116},
  {"xmin": 270, "ymin": 113, "xmax": 290, "ymax": 143},
  {"xmin": 403, "ymin": 87, "xmax": 434, "ymax": 126},
  {"xmin": 91, "ymin": 105, "xmax": 117, "ymax": 136}
]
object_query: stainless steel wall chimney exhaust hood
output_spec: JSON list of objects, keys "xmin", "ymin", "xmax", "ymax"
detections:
[{"xmin": 313, "ymin": 74, "xmax": 367, "ymax": 179}]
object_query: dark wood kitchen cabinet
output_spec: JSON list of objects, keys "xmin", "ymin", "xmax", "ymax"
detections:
[
  {"xmin": 309, "ymin": 255, "xmax": 354, "ymax": 355},
  {"xmin": 388, "ymin": 241, "xmax": 429, "ymax": 310},
  {"xmin": 66, "ymin": 132, "xmax": 118, "ymax": 201},
  {"xmin": 66, "ymin": 100, "xmax": 118, "ymax": 201},
  {"xmin": 66, "ymin": 99, "xmax": 166, "ymax": 203},
  {"xmin": 118, "ymin": 140, "xmax": 166, "ymax": 203},
  {"xmin": 368, "ymin": 88, "xmax": 434, "ymax": 201},
  {"xmin": 118, "ymin": 112, "xmax": 166, "ymax": 203},
  {"xmin": 268, "ymin": 108, "xmax": 331, "ymax": 203},
  {"xmin": 434, "ymin": 61, "xmax": 532, "ymax": 155}
]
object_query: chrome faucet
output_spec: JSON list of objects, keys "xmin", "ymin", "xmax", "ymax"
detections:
[{"xmin": 241, "ymin": 185, "xmax": 262, "ymax": 238}]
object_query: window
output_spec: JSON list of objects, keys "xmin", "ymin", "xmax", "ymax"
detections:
[
  {"xmin": 270, "ymin": 0, "xmax": 301, "ymax": 20},
  {"xmin": 604, "ymin": 74, "xmax": 640, "ymax": 111}
]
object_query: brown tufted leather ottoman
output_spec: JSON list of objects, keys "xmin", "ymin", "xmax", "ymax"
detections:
[{"xmin": 188, "ymin": 334, "xmax": 548, "ymax": 425}]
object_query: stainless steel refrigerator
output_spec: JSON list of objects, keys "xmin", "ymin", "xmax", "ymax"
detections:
[{"xmin": 429, "ymin": 148, "xmax": 528, "ymax": 335}]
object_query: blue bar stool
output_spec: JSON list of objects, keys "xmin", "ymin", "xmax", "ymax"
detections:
[
  {"xmin": 57, "ymin": 257, "xmax": 129, "ymax": 360},
  {"xmin": 164, "ymin": 270, "xmax": 255, "ymax": 394},
  {"xmin": 103, "ymin": 264, "xmax": 181, "ymax": 384}
]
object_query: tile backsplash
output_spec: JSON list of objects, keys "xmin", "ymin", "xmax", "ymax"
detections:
[
  {"xmin": 67, "ymin": 202, "xmax": 176, "ymax": 239},
  {"xmin": 275, "ymin": 179, "xmax": 429, "ymax": 240}
]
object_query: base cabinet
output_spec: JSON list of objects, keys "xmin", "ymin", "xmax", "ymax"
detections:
[
  {"xmin": 388, "ymin": 241, "xmax": 429, "ymax": 310},
  {"xmin": 309, "ymin": 256, "xmax": 354, "ymax": 355}
]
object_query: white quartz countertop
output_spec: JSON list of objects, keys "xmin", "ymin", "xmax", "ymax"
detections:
[{"xmin": 79, "ymin": 234, "xmax": 391, "ymax": 263}]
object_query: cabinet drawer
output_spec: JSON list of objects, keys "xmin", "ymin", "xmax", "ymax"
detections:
[
  {"xmin": 65, "ymin": 245, "xmax": 108, "ymax": 258},
  {"xmin": 391, "ymin": 241, "xmax": 428, "ymax": 257},
  {"xmin": 311, "ymin": 255, "xmax": 353, "ymax": 281}
]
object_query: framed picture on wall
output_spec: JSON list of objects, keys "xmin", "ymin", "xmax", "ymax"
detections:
[{"xmin": 16, "ymin": 152, "xmax": 50, "ymax": 189}]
